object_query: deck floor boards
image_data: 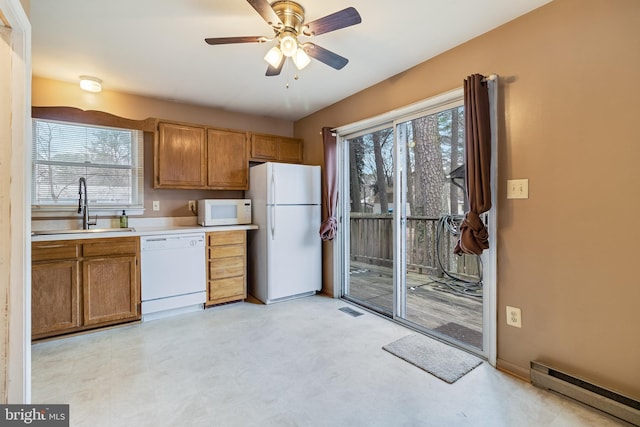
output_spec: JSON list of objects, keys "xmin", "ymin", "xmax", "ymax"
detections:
[{"xmin": 348, "ymin": 261, "xmax": 483, "ymax": 348}]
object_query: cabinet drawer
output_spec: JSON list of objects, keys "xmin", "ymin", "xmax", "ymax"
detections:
[
  {"xmin": 209, "ymin": 276, "xmax": 245, "ymax": 300},
  {"xmin": 32, "ymin": 242, "xmax": 80, "ymax": 261},
  {"xmin": 209, "ymin": 256, "xmax": 244, "ymax": 279},
  {"xmin": 208, "ymin": 231, "xmax": 245, "ymax": 246},
  {"xmin": 83, "ymin": 237, "xmax": 138, "ymax": 257},
  {"xmin": 210, "ymin": 244, "xmax": 245, "ymax": 259}
]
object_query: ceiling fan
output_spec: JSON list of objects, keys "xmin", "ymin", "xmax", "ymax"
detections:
[{"xmin": 204, "ymin": 0, "xmax": 362, "ymax": 76}]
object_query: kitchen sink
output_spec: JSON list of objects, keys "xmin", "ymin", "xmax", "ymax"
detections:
[{"xmin": 32, "ymin": 227, "xmax": 136, "ymax": 236}]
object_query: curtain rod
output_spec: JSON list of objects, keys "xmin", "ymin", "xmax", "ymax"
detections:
[{"xmin": 321, "ymin": 75, "xmax": 497, "ymax": 135}]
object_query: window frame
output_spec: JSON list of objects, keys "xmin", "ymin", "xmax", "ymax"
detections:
[{"xmin": 30, "ymin": 111, "xmax": 149, "ymax": 217}]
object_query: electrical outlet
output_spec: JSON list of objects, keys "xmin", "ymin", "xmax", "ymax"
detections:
[
  {"xmin": 188, "ymin": 200, "xmax": 196, "ymax": 214},
  {"xmin": 152, "ymin": 200, "xmax": 160, "ymax": 211},
  {"xmin": 506, "ymin": 306, "xmax": 522, "ymax": 328}
]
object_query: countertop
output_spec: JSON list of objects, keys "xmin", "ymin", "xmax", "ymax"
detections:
[{"xmin": 31, "ymin": 224, "xmax": 258, "ymax": 242}]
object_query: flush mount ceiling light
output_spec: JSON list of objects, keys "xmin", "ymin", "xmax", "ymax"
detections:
[
  {"xmin": 79, "ymin": 75, "xmax": 102, "ymax": 93},
  {"xmin": 205, "ymin": 0, "xmax": 361, "ymax": 76}
]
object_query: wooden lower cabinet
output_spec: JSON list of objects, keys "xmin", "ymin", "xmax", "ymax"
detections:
[
  {"xmin": 32, "ymin": 237, "xmax": 141, "ymax": 340},
  {"xmin": 32, "ymin": 259, "xmax": 80, "ymax": 337},
  {"xmin": 206, "ymin": 230, "xmax": 247, "ymax": 306},
  {"xmin": 83, "ymin": 255, "xmax": 138, "ymax": 326}
]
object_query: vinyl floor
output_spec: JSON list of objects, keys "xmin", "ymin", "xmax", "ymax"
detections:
[{"xmin": 32, "ymin": 295, "xmax": 624, "ymax": 427}]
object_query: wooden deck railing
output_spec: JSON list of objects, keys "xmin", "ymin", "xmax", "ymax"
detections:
[{"xmin": 349, "ymin": 214, "xmax": 481, "ymax": 280}]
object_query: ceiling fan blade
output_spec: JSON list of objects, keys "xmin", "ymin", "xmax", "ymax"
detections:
[
  {"xmin": 266, "ymin": 56, "xmax": 285, "ymax": 76},
  {"xmin": 303, "ymin": 7, "xmax": 362, "ymax": 36},
  {"xmin": 303, "ymin": 43, "xmax": 349, "ymax": 70},
  {"xmin": 205, "ymin": 36, "xmax": 267, "ymax": 45},
  {"xmin": 247, "ymin": 0, "xmax": 283, "ymax": 28}
]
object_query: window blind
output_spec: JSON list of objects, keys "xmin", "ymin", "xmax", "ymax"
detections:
[{"xmin": 32, "ymin": 119, "xmax": 144, "ymax": 210}]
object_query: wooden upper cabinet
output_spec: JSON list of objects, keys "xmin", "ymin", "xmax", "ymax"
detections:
[
  {"xmin": 156, "ymin": 122, "xmax": 207, "ymax": 188},
  {"xmin": 207, "ymin": 128, "xmax": 249, "ymax": 190},
  {"xmin": 250, "ymin": 133, "xmax": 303, "ymax": 164},
  {"xmin": 277, "ymin": 137, "xmax": 303, "ymax": 163},
  {"xmin": 250, "ymin": 133, "xmax": 278, "ymax": 162},
  {"xmin": 155, "ymin": 120, "xmax": 302, "ymax": 189},
  {"xmin": 155, "ymin": 122, "xmax": 250, "ymax": 190}
]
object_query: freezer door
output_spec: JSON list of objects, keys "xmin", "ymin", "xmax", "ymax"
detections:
[
  {"xmin": 268, "ymin": 163, "xmax": 321, "ymax": 206},
  {"xmin": 266, "ymin": 204, "xmax": 321, "ymax": 301}
]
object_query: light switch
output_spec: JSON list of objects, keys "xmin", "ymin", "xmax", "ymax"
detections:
[{"xmin": 507, "ymin": 179, "xmax": 528, "ymax": 199}]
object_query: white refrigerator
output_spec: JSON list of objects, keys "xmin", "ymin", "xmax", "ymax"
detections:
[{"xmin": 245, "ymin": 162, "xmax": 322, "ymax": 304}]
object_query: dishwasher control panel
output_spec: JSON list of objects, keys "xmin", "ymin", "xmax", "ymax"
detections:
[{"xmin": 141, "ymin": 233, "xmax": 205, "ymax": 251}]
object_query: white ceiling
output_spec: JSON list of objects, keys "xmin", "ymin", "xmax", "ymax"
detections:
[{"xmin": 30, "ymin": 0, "xmax": 551, "ymax": 121}]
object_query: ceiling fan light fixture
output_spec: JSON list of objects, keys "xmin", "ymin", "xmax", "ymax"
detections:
[
  {"xmin": 293, "ymin": 48, "xmax": 311, "ymax": 70},
  {"xmin": 279, "ymin": 33, "xmax": 298, "ymax": 57},
  {"xmin": 79, "ymin": 75, "xmax": 102, "ymax": 93},
  {"xmin": 264, "ymin": 46, "xmax": 283, "ymax": 68}
]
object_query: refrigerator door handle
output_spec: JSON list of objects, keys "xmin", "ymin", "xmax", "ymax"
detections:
[
  {"xmin": 270, "ymin": 168, "xmax": 276, "ymax": 239},
  {"xmin": 270, "ymin": 204, "xmax": 275, "ymax": 240},
  {"xmin": 270, "ymin": 169, "xmax": 276, "ymax": 205}
]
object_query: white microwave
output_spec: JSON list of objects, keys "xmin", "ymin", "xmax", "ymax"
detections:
[{"xmin": 197, "ymin": 199, "xmax": 252, "ymax": 226}]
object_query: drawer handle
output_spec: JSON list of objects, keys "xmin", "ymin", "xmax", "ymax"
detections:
[{"xmin": 35, "ymin": 244, "xmax": 66, "ymax": 249}]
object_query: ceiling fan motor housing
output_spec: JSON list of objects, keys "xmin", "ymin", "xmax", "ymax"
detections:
[{"xmin": 271, "ymin": 0, "xmax": 305, "ymax": 34}]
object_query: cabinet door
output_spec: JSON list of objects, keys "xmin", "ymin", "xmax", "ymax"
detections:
[
  {"xmin": 207, "ymin": 128, "xmax": 248, "ymax": 189},
  {"xmin": 83, "ymin": 255, "xmax": 139, "ymax": 326},
  {"xmin": 32, "ymin": 260, "xmax": 80, "ymax": 338},
  {"xmin": 277, "ymin": 137, "xmax": 303, "ymax": 163},
  {"xmin": 156, "ymin": 122, "xmax": 207, "ymax": 188},
  {"xmin": 250, "ymin": 134, "xmax": 278, "ymax": 161}
]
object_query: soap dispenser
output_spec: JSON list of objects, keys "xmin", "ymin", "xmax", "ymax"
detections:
[{"xmin": 120, "ymin": 210, "xmax": 128, "ymax": 228}]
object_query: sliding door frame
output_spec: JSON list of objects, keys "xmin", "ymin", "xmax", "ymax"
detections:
[{"xmin": 334, "ymin": 87, "xmax": 497, "ymax": 365}]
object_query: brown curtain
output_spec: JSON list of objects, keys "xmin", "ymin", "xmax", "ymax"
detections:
[
  {"xmin": 454, "ymin": 74, "xmax": 492, "ymax": 256},
  {"xmin": 319, "ymin": 127, "xmax": 338, "ymax": 241}
]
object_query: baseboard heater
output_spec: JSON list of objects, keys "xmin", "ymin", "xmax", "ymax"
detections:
[{"xmin": 530, "ymin": 361, "xmax": 640, "ymax": 426}]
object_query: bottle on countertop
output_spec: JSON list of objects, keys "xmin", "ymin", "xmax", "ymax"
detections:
[{"xmin": 120, "ymin": 210, "xmax": 128, "ymax": 228}]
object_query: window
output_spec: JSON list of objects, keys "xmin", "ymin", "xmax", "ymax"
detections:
[{"xmin": 32, "ymin": 119, "xmax": 144, "ymax": 213}]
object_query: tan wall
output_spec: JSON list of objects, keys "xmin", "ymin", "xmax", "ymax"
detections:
[
  {"xmin": 294, "ymin": 0, "xmax": 640, "ymax": 398},
  {"xmin": 19, "ymin": 0, "xmax": 28, "ymax": 17},
  {"xmin": 32, "ymin": 76, "xmax": 295, "ymax": 217}
]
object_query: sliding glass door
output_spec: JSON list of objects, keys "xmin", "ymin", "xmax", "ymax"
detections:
[
  {"xmin": 339, "ymin": 94, "xmax": 487, "ymax": 355},
  {"xmin": 342, "ymin": 126, "xmax": 395, "ymax": 316},
  {"xmin": 398, "ymin": 107, "xmax": 483, "ymax": 351}
]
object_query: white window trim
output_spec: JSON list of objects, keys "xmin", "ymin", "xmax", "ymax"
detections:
[{"xmin": 335, "ymin": 88, "xmax": 464, "ymax": 137}]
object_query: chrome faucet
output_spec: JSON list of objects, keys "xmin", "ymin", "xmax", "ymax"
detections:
[{"xmin": 78, "ymin": 177, "xmax": 97, "ymax": 229}]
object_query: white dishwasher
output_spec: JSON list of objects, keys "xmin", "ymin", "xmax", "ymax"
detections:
[{"xmin": 141, "ymin": 233, "xmax": 206, "ymax": 321}]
